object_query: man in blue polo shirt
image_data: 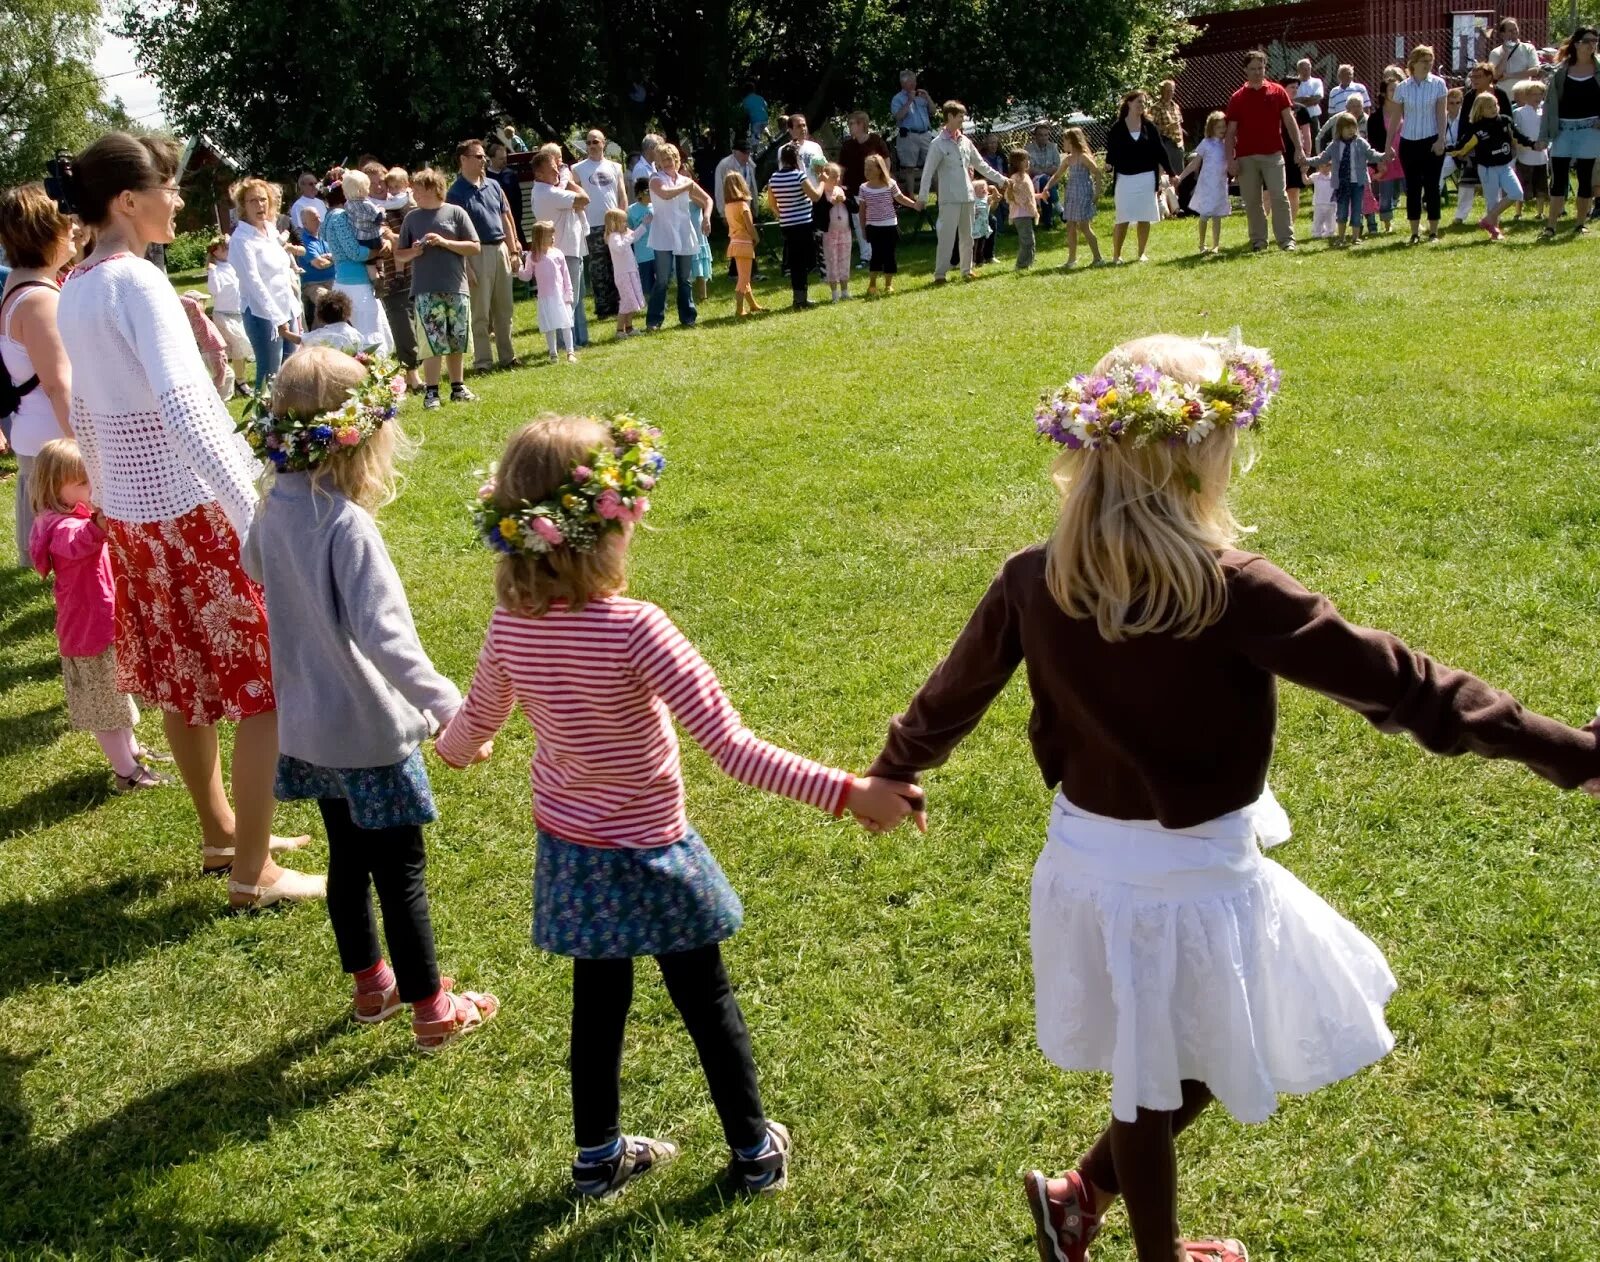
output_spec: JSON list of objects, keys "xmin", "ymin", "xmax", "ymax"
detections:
[
  {"xmin": 448, "ymin": 137, "xmax": 522, "ymax": 371},
  {"xmin": 890, "ymin": 70, "xmax": 935, "ymax": 172}
]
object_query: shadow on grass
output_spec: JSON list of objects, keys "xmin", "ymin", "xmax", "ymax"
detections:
[
  {"xmin": 0, "ymin": 703, "xmax": 67, "ymax": 758},
  {"xmin": 400, "ymin": 1174, "xmax": 740, "ymax": 1262},
  {"xmin": 0, "ymin": 767, "xmax": 110, "ymax": 841},
  {"xmin": 0, "ymin": 652, "xmax": 58, "ymax": 693},
  {"xmin": 1, "ymin": 602, "xmax": 54, "ymax": 642},
  {"xmin": 0, "ymin": 1016, "xmax": 390, "ymax": 1257},
  {"xmin": 0, "ymin": 871, "xmax": 225, "ymax": 998}
]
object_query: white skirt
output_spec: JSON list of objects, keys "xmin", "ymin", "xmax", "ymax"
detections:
[
  {"xmin": 1031, "ymin": 789, "xmax": 1396, "ymax": 1125},
  {"xmin": 332, "ymin": 281, "xmax": 394, "ymax": 356},
  {"xmin": 1113, "ymin": 171, "xmax": 1160, "ymax": 224}
]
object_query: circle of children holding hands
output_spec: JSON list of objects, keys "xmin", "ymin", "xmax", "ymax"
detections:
[{"xmin": 11, "ymin": 112, "xmax": 1600, "ymax": 1260}]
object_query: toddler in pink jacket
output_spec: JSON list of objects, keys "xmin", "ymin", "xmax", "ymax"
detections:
[{"xmin": 27, "ymin": 438, "xmax": 166, "ymax": 792}]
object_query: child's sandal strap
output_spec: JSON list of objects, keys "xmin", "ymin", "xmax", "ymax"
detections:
[{"xmin": 1182, "ymin": 1239, "xmax": 1249, "ymax": 1262}]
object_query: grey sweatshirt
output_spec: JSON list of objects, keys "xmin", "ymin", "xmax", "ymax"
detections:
[{"xmin": 241, "ymin": 472, "xmax": 461, "ymax": 769}]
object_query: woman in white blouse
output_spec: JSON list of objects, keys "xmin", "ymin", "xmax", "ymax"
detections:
[
  {"xmin": 56, "ymin": 133, "xmax": 322, "ymax": 909},
  {"xmin": 644, "ymin": 144, "xmax": 713, "ymax": 330},
  {"xmin": 228, "ymin": 177, "xmax": 299, "ymax": 392},
  {"xmin": 1387, "ymin": 44, "xmax": 1451, "ymax": 242}
]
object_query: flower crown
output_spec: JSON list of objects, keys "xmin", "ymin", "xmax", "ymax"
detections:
[
  {"xmin": 473, "ymin": 414, "xmax": 665, "ymax": 556},
  {"xmin": 1035, "ymin": 338, "xmax": 1280, "ymax": 453},
  {"xmin": 239, "ymin": 352, "xmax": 406, "ymax": 471}
]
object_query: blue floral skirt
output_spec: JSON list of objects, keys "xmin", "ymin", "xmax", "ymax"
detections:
[
  {"xmin": 534, "ymin": 827, "xmax": 743, "ymax": 959},
  {"xmin": 275, "ymin": 748, "xmax": 436, "ymax": 830}
]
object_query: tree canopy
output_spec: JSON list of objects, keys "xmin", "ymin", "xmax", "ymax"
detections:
[
  {"xmin": 2, "ymin": 0, "xmax": 136, "ymax": 189},
  {"xmin": 121, "ymin": 0, "xmax": 1194, "ymax": 176}
]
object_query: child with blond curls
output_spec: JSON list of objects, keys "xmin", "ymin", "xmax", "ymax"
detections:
[
  {"xmin": 866, "ymin": 333, "xmax": 1600, "ymax": 1262},
  {"xmin": 438, "ymin": 415, "xmax": 924, "ymax": 1198},
  {"xmin": 240, "ymin": 346, "xmax": 498, "ymax": 1050}
]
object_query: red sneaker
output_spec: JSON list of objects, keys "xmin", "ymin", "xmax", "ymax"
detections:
[{"xmin": 1024, "ymin": 1169, "xmax": 1100, "ymax": 1262}]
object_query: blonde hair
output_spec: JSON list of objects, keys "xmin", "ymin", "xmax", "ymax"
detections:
[
  {"xmin": 603, "ymin": 207, "xmax": 629, "ymax": 235},
  {"xmin": 269, "ymin": 347, "xmax": 411, "ymax": 511},
  {"xmin": 341, "ymin": 168, "xmax": 371, "ymax": 200},
  {"xmin": 722, "ymin": 170, "xmax": 751, "ymax": 203},
  {"xmin": 823, "ymin": 162, "xmax": 842, "ymax": 181},
  {"xmin": 1044, "ymin": 336, "xmax": 1245, "ymax": 641},
  {"xmin": 657, "ymin": 143, "xmax": 681, "ymax": 167},
  {"xmin": 28, "ymin": 438, "xmax": 88, "ymax": 516},
  {"xmin": 1336, "ymin": 114, "xmax": 1359, "ymax": 137},
  {"xmin": 233, "ymin": 177, "xmax": 275, "ymax": 218},
  {"xmin": 1408, "ymin": 44, "xmax": 1434, "ymax": 70},
  {"xmin": 384, "ymin": 166, "xmax": 410, "ymax": 189},
  {"xmin": 864, "ymin": 152, "xmax": 891, "ymax": 183},
  {"xmin": 530, "ymin": 220, "xmax": 556, "ymax": 252},
  {"xmin": 1062, "ymin": 127, "xmax": 1091, "ymax": 156},
  {"xmin": 491, "ymin": 417, "xmax": 629, "ymax": 617},
  {"xmin": 1470, "ymin": 92, "xmax": 1501, "ymax": 120},
  {"xmin": 411, "ymin": 167, "xmax": 447, "ymax": 198},
  {"xmin": 1204, "ymin": 110, "xmax": 1227, "ymax": 139}
]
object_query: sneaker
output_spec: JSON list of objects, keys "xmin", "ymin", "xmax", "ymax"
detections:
[
  {"xmin": 1538, "ymin": 225, "xmax": 1557, "ymax": 240},
  {"xmin": 572, "ymin": 1135, "xmax": 678, "ymax": 1199},
  {"xmin": 423, "ymin": 390, "xmax": 441, "ymax": 411},
  {"xmin": 113, "ymin": 761, "xmax": 168, "ymax": 794},
  {"xmin": 566, "ymin": 352, "xmax": 578, "ymax": 363},
  {"xmin": 1281, "ymin": 240, "xmax": 1297, "ymax": 252},
  {"xmin": 449, "ymin": 385, "xmax": 476, "ymax": 403},
  {"xmin": 1024, "ymin": 1169, "xmax": 1101, "ymax": 1262},
  {"xmin": 1577, "ymin": 222, "xmax": 1591, "ymax": 236},
  {"xmin": 728, "ymin": 1120, "xmax": 790, "ymax": 1193},
  {"xmin": 931, "ymin": 277, "xmax": 949, "ymax": 286},
  {"xmin": 1136, "ymin": 253, "xmax": 1150, "ymax": 263}
]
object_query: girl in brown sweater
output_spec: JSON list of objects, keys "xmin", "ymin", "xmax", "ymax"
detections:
[{"xmin": 867, "ymin": 334, "xmax": 1600, "ymax": 1262}]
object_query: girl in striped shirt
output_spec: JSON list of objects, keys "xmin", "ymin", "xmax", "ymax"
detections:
[
  {"xmin": 857, "ymin": 153, "xmax": 917, "ymax": 295},
  {"xmin": 438, "ymin": 415, "xmax": 923, "ymax": 1199},
  {"xmin": 764, "ymin": 143, "xmax": 821, "ymax": 308}
]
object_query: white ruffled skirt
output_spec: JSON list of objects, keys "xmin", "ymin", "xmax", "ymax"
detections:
[{"xmin": 1031, "ymin": 790, "xmax": 1396, "ymax": 1124}]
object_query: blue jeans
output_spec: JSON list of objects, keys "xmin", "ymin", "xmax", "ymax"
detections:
[
  {"xmin": 1335, "ymin": 180, "xmax": 1362, "ymax": 226},
  {"xmin": 647, "ymin": 251, "xmax": 695, "ymax": 329},
  {"xmin": 637, "ymin": 256, "xmax": 656, "ymax": 300},
  {"xmin": 241, "ymin": 309, "xmax": 282, "ymax": 393},
  {"xmin": 563, "ymin": 254, "xmax": 589, "ymax": 347}
]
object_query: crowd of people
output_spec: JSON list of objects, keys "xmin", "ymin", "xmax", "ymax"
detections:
[{"xmin": 0, "ymin": 23, "xmax": 1597, "ymax": 1261}]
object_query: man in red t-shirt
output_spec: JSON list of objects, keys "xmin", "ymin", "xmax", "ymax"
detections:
[{"xmin": 1224, "ymin": 49, "xmax": 1307, "ymax": 250}]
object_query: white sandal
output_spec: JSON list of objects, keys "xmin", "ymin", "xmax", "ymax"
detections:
[
  {"xmin": 203, "ymin": 834, "xmax": 312, "ymax": 876},
  {"xmin": 228, "ymin": 867, "xmax": 327, "ymax": 910}
]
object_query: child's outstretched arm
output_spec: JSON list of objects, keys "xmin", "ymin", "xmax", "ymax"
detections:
[
  {"xmin": 435, "ymin": 631, "xmax": 516, "ymax": 769},
  {"xmin": 628, "ymin": 605, "xmax": 924, "ymax": 830},
  {"xmin": 866, "ymin": 562, "xmax": 1024, "ymax": 784},
  {"xmin": 1233, "ymin": 556, "xmax": 1600, "ymax": 787}
]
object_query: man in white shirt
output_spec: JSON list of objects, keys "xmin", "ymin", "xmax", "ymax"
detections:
[
  {"xmin": 530, "ymin": 149, "xmax": 592, "ymax": 347},
  {"xmin": 1489, "ymin": 18, "xmax": 1540, "ymax": 85},
  {"xmin": 786, "ymin": 114, "xmax": 825, "ymax": 173},
  {"xmin": 1326, "ymin": 65, "xmax": 1371, "ymax": 117},
  {"xmin": 630, "ymin": 136, "xmax": 660, "ymax": 186},
  {"xmin": 917, "ymin": 100, "xmax": 1007, "ymax": 282},
  {"xmin": 1295, "ymin": 59, "xmax": 1326, "ymax": 121},
  {"xmin": 288, "ymin": 172, "xmax": 327, "ymax": 236},
  {"xmin": 572, "ymin": 129, "xmax": 628, "ymax": 318}
]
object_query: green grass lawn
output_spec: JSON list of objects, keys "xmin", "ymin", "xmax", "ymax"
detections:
[{"xmin": 3, "ymin": 214, "xmax": 1599, "ymax": 1261}]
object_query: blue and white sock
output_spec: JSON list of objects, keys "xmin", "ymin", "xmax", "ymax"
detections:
[{"xmin": 577, "ymin": 1137, "xmax": 624, "ymax": 1166}]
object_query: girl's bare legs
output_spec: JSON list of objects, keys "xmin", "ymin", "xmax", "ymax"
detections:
[
  {"xmin": 162, "ymin": 710, "xmax": 289, "ymax": 887},
  {"xmin": 1081, "ymin": 220, "xmax": 1102, "ymax": 262},
  {"xmin": 1197, "ymin": 218, "xmax": 1207, "ymax": 251},
  {"xmin": 1210, "ymin": 217, "xmax": 1221, "ymax": 249},
  {"xmin": 1066, "ymin": 222, "xmax": 1079, "ymax": 265}
]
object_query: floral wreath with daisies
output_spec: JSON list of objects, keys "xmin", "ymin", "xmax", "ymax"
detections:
[
  {"xmin": 1035, "ymin": 336, "xmax": 1280, "ymax": 453},
  {"xmin": 473, "ymin": 414, "xmax": 665, "ymax": 556},
  {"xmin": 238, "ymin": 351, "xmax": 406, "ymax": 471}
]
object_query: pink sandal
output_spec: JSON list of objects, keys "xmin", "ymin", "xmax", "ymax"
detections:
[
  {"xmin": 1024, "ymin": 1169, "xmax": 1101, "ymax": 1262},
  {"xmin": 413, "ymin": 989, "xmax": 499, "ymax": 1051},
  {"xmin": 354, "ymin": 974, "xmax": 454, "ymax": 1025},
  {"xmin": 1183, "ymin": 1240, "xmax": 1249, "ymax": 1262}
]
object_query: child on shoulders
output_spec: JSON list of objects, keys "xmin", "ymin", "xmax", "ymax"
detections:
[
  {"xmin": 438, "ymin": 415, "xmax": 922, "ymax": 1198},
  {"xmin": 867, "ymin": 333, "xmax": 1600, "ymax": 1262}
]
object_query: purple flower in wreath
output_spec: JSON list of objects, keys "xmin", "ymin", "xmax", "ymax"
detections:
[
  {"xmin": 1062, "ymin": 432, "xmax": 1084, "ymax": 450},
  {"xmin": 268, "ymin": 449, "xmax": 288, "ymax": 467},
  {"xmin": 264, "ymin": 431, "xmax": 283, "ymax": 450},
  {"xmin": 1077, "ymin": 403, "xmax": 1100, "ymax": 426},
  {"xmin": 1081, "ymin": 375, "xmax": 1113, "ymax": 401},
  {"xmin": 1132, "ymin": 365, "xmax": 1162, "ymax": 394}
]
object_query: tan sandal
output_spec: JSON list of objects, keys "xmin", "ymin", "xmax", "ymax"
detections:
[
  {"xmin": 354, "ymin": 974, "xmax": 453, "ymax": 1024},
  {"xmin": 227, "ymin": 866, "xmax": 326, "ymax": 910},
  {"xmin": 413, "ymin": 989, "xmax": 499, "ymax": 1052},
  {"xmin": 1183, "ymin": 1239, "xmax": 1249, "ymax": 1262},
  {"xmin": 203, "ymin": 834, "xmax": 312, "ymax": 876}
]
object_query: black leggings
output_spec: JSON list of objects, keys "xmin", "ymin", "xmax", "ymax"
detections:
[
  {"xmin": 1399, "ymin": 136, "xmax": 1444, "ymax": 223},
  {"xmin": 571, "ymin": 944, "xmax": 766, "ymax": 1152},
  {"xmin": 1077, "ymin": 1080, "xmax": 1214, "ymax": 1262},
  {"xmin": 319, "ymin": 798, "xmax": 440, "ymax": 1002},
  {"xmin": 781, "ymin": 223, "xmax": 814, "ymax": 300},
  {"xmin": 1551, "ymin": 156, "xmax": 1596, "ymax": 200},
  {"xmin": 865, "ymin": 223, "xmax": 899, "ymax": 274}
]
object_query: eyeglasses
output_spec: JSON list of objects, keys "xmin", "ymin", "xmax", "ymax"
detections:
[{"xmin": 465, "ymin": 151, "xmax": 486, "ymax": 160}]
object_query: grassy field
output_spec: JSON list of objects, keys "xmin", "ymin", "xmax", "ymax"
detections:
[{"xmin": 3, "ymin": 213, "xmax": 1599, "ymax": 1261}]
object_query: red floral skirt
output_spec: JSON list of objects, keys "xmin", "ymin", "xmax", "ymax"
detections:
[{"xmin": 105, "ymin": 501, "xmax": 276, "ymax": 726}]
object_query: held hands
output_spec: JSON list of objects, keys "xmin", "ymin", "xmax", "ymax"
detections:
[{"xmin": 846, "ymin": 776, "xmax": 928, "ymax": 835}]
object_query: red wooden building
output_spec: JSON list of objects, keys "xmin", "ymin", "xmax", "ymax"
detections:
[{"xmin": 1174, "ymin": 0, "xmax": 1549, "ymax": 136}]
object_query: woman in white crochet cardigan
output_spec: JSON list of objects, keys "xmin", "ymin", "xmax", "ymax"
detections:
[{"xmin": 54, "ymin": 133, "xmax": 324, "ymax": 909}]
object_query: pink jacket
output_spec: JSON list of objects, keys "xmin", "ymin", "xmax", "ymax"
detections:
[
  {"xmin": 530, "ymin": 250, "xmax": 573, "ymax": 304},
  {"xmin": 29, "ymin": 504, "xmax": 116, "ymax": 658}
]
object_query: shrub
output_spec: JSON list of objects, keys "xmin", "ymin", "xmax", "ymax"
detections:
[{"xmin": 164, "ymin": 229, "xmax": 213, "ymax": 274}]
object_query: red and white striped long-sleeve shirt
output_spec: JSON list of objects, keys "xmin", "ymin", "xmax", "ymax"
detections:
[{"xmin": 436, "ymin": 598, "xmax": 855, "ymax": 847}]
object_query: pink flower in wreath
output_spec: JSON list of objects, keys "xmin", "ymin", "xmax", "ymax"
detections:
[
  {"xmin": 336, "ymin": 427, "xmax": 362, "ymax": 446},
  {"xmin": 624, "ymin": 497, "xmax": 650, "ymax": 522},
  {"xmin": 596, "ymin": 488, "xmax": 624, "ymax": 520},
  {"xmin": 572, "ymin": 465, "xmax": 593, "ymax": 483},
  {"xmin": 478, "ymin": 480, "xmax": 497, "ymax": 500},
  {"xmin": 635, "ymin": 474, "xmax": 656, "ymax": 491},
  {"xmin": 531, "ymin": 516, "xmax": 564, "ymax": 545},
  {"xmin": 389, "ymin": 377, "xmax": 407, "ymax": 397}
]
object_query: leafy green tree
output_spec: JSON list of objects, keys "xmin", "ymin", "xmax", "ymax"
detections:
[
  {"xmin": 1, "ymin": 0, "xmax": 136, "ymax": 188},
  {"xmin": 121, "ymin": 0, "xmax": 1197, "ymax": 177}
]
